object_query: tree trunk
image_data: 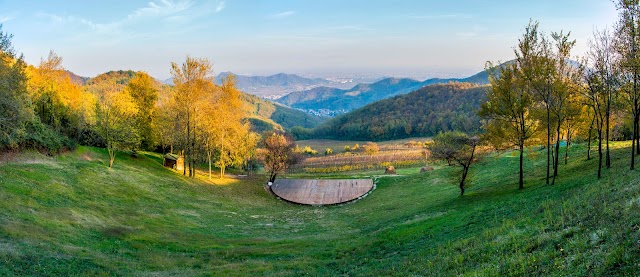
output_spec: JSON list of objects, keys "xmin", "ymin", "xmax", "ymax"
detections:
[
  {"xmin": 564, "ymin": 128, "xmax": 571, "ymax": 165},
  {"xmin": 519, "ymin": 142, "xmax": 524, "ymax": 190},
  {"xmin": 552, "ymin": 122, "xmax": 561, "ymax": 185},
  {"xmin": 459, "ymin": 143, "xmax": 476, "ymax": 196},
  {"xmin": 598, "ymin": 128, "xmax": 603, "ymax": 179},
  {"xmin": 192, "ymin": 125, "xmax": 197, "ymax": 178},
  {"xmin": 633, "ymin": 72, "xmax": 639, "ymax": 169},
  {"xmin": 635, "ymin": 116, "xmax": 640, "ymax": 155},
  {"xmin": 587, "ymin": 116, "xmax": 594, "ymax": 160},
  {"xmin": 606, "ymin": 100, "xmax": 611, "ymax": 168},
  {"xmin": 634, "ymin": 18, "xmax": 639, "ymax": 157},
  {"xmin": 108, "ymin": 147, "xmax": 115, "ymax": 168},
  {"xmin": 459, "ymin": 171, "xmax": 466, "ymax": 196},
  {"xmin": 632, "ymin": 117, "xmax": 636, "ymax": 170},
  {"xmin": 208, "ymin": 151, "xmax": 212, "ymax": 179},
  {"xmin": 546, "ymin": 108, "xmax": 551, "ymax": 185},
  {"xmin": 185, "ymin": 111, "xmax": 189, "ymax": 176},
  {"xmin": 220, "ymin": 133, "xmax": 225, "ymax": 179}
]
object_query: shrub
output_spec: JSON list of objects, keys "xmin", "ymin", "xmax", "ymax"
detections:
[
  {"xmin": 23, "ymin": 120, "xmax": 75, "ymax": 154},
  {"xmin": 363, "ymin": 142, "xmax": 380, "ymax": 155},
  {"xmin": 325, "ymin": 148, "xmax": 333, "ymax": 155},
  {"xmin": 302, "ymin": 146, "xmax": 318, "ymax": 156}
]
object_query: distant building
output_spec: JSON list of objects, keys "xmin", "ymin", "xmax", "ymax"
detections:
[{"xmin": 163, "ymin": 153, "xmax": 184, "ymax": 171}]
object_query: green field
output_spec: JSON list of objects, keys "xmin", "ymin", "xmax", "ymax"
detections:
[{"xmin": 0, "ymin": 143, "xmax": 639, "ymax": 275}]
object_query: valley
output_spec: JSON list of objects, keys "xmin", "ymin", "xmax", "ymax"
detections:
[{"xmin": 0, "ymin": 1, "xmax": 635, "ymax": 275}]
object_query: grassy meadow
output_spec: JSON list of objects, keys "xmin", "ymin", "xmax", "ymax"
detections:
[{"xmin": 0, "ymin": 142, "xmax": 639, "ymax": 275}]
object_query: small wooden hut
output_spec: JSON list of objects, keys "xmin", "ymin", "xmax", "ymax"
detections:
[{"xmin": 164, "ymin": 153, "xmax": 184, "ymax": 171}]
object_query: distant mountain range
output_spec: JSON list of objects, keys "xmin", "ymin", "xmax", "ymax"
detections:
[
  {"xmin": 276, "ymin": 69, "xmax": 490, "ymax": 115},
  {"xmin": 164, "ymin": 72, "xmax": 366, "ymax": 98},
  {"xmin": 65, "ymin": 70, "xmax": 90, "ymax": 85}
]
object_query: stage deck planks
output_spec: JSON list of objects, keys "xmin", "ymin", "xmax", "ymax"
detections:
[{"xmin": 271, "ymin": 179, "xmax": 373, "ymax": 205}]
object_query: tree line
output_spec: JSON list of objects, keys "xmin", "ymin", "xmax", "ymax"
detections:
[
  {"xmin": 0, "ymin": 25, "xmax": 259, "ymax": 178},
  {"xmin": 437, "ymin": 2, "xmax": 640, "ymax": 193}
]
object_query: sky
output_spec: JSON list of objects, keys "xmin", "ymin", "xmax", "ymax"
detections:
[{"xmin": 0, "ymin": 0, "xmax": 619, "ymax": 80}]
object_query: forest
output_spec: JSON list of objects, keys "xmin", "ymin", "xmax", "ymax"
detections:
[
  {"xmin": 294, "ymin": 82, "xmax": 487, "ymax": 141},
  {"xmin": 0, "ymin": 32, "xmax": 260, "ymax": 178}
]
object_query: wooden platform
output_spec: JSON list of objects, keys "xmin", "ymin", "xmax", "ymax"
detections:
[{"xmin": 271, "ymin": 179, "xmax": 373, "ymax": 205}]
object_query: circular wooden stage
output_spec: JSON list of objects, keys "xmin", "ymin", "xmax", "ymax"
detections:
[{"xmin": 270, "ymin": 179, "xmax": 374, "ymax": 205}]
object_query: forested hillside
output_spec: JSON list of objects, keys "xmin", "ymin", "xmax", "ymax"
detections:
[
  {"xmin": 240, "ymin": 93, "xmax": 326, "ymax": 131},
  {"xmin": 297, "ymin": 82, "xmax": 486, "ymax": 141}
]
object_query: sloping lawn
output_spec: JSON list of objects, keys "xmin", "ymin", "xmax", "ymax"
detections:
[{"xmin": 0, "ymin": 143, "xmax": 638, "ymax": 275}]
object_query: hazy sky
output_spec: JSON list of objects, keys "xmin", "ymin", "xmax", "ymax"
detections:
[{"xmin": 0, "ymin": 0, "xmax": 618, "ymax": 80}]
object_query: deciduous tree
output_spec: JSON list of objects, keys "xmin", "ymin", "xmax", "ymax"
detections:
[
  {"xmin": 429, "ymin": 131, "xmax": 479, "ymax": 196},
  {"xmin": 0, "ymin": 25, "xmax": 32, "ymax": 149},
  {"xmin": 95, "ymin": 84, "xmax": 139, "ymax": 167},
  {"xmin": 587, "ymin": 28, "xmax": 619, "ymax": 174},
  {"xmin": 615, "ymin": 0, "xmax": 640, "ymax": 169},
  {"xmin": 479, "ymin": 62, "xmax": 538, "ymax": 189},
  {"xmin": 126, "ymin": 71, "xmax": 158, "ymax": 151},
  {"xmin": 170, "ymin": 56, "xmax": 214, "ymax": 177},
  {"xmin": 260, "ymin": 132, "xmax": 301, "ymax": 183}
]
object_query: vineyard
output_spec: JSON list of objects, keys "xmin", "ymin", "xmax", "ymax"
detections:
[{"xmin": 289, "ymin": 138, "xmax": 431, "ymax": 173}]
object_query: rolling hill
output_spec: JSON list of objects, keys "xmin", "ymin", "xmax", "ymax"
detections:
[
  {"xmin": 65, "ymin": 70, "xmax": 89, "ymax": 85},
  {"xmin": 240, "ymin": 93, "xmax": 327, "ymax": 132},
  {"xmin": 215, "ymin": 72, "xmax": 333, "ymax": 98},
  {"xmin": 294, "ymin": 82, "xmax": 487, "ymax": 141},
  {"xmin": 277, "ymin": 68, "xmax": 492, "ymax": 114},
  {"xmin": 165, "ymin": 72, "xmax": 362, "ymax": 98}
]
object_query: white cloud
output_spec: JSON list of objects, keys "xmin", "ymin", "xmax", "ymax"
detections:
[
  {"xmin": 270, "ymin": 11, "xmax": 296, "ymax": 18},
  {"xmin": 39, "ymin": 13, "xmax": 102, "ymax": 30},
  {"xmin": 38, "ymin": 0, "xmax": 196, "ymax": 43},
  {"xmin": 0, "ymin": 15, "xmax": 14, "ymax": 23},
  {"xmin": 408, "ymin": 13, "xmax": 472, "ymax": 20},
  {"xmin": 215, "ymin": 1, "xmax": 225, "ymax": 13},
  {"xmin": 128, "ymin": 0, "xmax": 193, "ymax": 19}
]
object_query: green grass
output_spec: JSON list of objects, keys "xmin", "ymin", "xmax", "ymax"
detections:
[{"xmin": 0, "ymin": 143, "xmax": 639, "ymax": 275}]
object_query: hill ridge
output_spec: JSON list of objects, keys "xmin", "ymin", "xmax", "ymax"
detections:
[
  {"xmin": 294, "ymin": 82, "xmax": 487, "ymax": 141},
  {"xmin": 276, "ymin": 68, "xmax": 492, "ymax": 115}
]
